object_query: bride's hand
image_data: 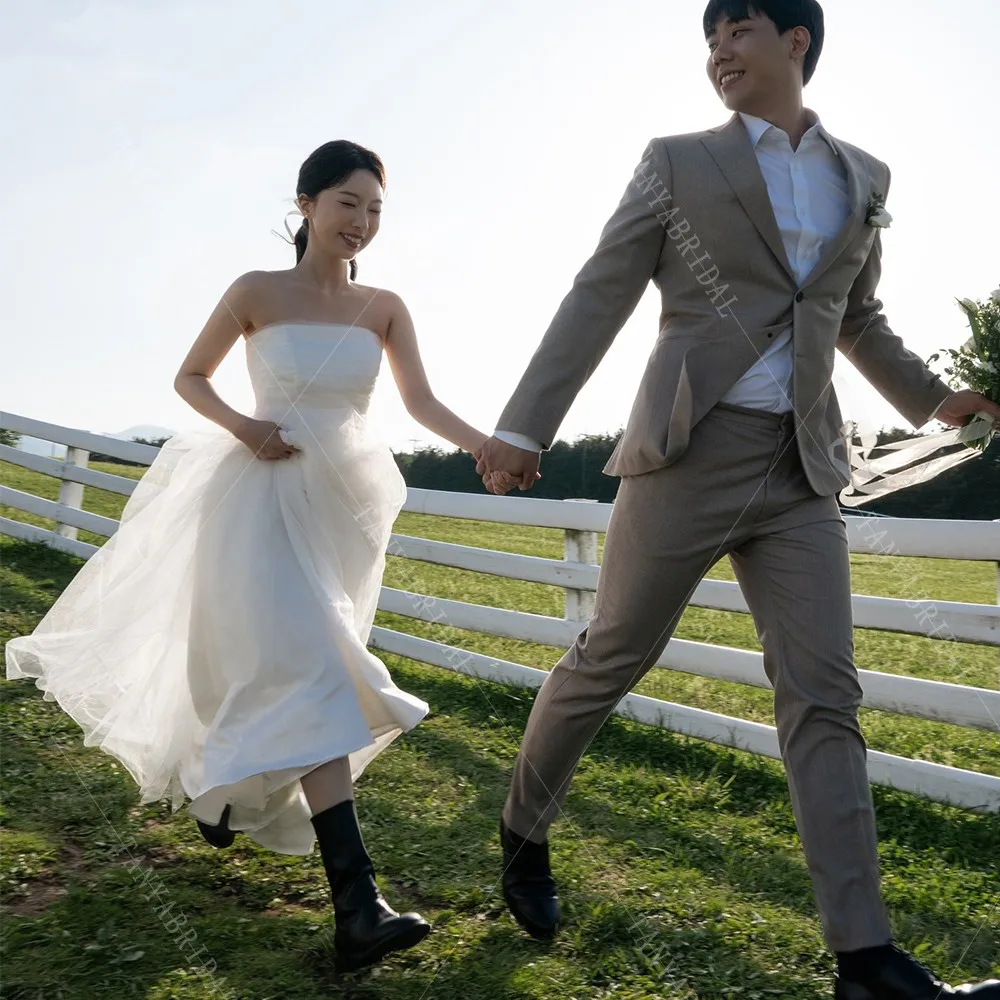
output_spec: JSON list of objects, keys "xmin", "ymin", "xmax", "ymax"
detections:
[{"xmin": 235, "ymin": 418, "xmax": 301, "ymax": 461}]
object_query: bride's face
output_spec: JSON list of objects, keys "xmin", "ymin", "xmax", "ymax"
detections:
[{"xmin": 301, "ymin": 169, "xmax": 383, "ymax": 262}]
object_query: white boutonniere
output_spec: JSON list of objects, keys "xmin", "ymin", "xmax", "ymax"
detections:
[{"xmin": 865, "ymin": 192, "xmax": 892, "ymax": 229}]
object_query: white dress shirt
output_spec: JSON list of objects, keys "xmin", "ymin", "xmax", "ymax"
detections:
[
  {"xmin": 720, "ymin": 111, "xmax": 850, "ymax": 412},
  {"xmin": 497, "ymin": 110, "xmax": 851, "ymax": 453}
]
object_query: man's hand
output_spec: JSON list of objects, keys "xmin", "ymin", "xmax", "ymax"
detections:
[
  {"xmin": 935, "ymin": 390, "xmax": 1000, "ymax": 428},
  {"xmin": 475, "ymin": 436, "xmax": 541, "ymax": 495}
]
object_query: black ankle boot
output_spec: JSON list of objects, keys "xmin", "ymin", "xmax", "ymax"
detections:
[
  {"xmin": 196, "ymin": 804, "xmax": 236, "ymax": 849},
  {"xmin": 311, "ymin": 800, "xmax": 430, "ymax": 972}
]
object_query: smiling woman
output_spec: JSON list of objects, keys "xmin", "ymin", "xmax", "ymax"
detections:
[
  {"xmin": 3, "ymin": 134, "xmax": 493, "ymax": 976},
  {"xmin": 290, "ymin": 140, "xmax": 385, "ymax": 281}
]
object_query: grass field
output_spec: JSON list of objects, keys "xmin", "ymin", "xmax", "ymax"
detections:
[{"xmin": 1, "ymin": 458, "xmax": 998, "ymax": 999}]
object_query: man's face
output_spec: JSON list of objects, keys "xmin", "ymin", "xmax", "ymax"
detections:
[{"xmin": 706, "ymin": 12, "xmax": 802, "ymax": 112}]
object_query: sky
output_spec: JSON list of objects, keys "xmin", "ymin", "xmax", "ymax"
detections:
[{"xmin": 2, "ymin": 0, "xmax": 998, "ymax": 453}]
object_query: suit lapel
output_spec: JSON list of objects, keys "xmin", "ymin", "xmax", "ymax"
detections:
[
  {"xmin": 701, "ymin": 115, "xmax": 795, "ymax": 282},
  {"xmin": 800, "ymin": 134, "xmax": 871, "ymax": 290}
]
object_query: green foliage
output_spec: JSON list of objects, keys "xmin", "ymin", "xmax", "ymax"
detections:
[
  {"xmin": 927, "ymin": 290, "xmax": 1000, "ymax": 453},
  {"xmin": 940, "ymin": 294, "xmax": 1000, "ymax": 404},
  {"xmin": 1, "ymin": 465, "xmax": 998, "ymax": 999},
  {"xmin": 395, "ymin": 432, "xmax": 1000, "ymax": 519}
]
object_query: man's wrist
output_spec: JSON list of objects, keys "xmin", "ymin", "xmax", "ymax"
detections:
[
  {"xmin": 928, "ymin": 397, "xmax": 949, "ymax": 422},
  {"xmin": 494, "ymin": 429, "xmax": 543, "ymax": 453}
]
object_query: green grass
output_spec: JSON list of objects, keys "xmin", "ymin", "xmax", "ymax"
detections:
[{"xmin": 1, "ymin": 459, "xmax": 998, "ymax": 999}]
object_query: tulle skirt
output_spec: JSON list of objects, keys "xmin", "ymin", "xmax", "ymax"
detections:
[{"xmin": 4, "ymin": 408, "xmax": 428, "ymax": 854}]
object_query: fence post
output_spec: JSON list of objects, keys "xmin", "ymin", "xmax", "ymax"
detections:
[
  {"xmin": 563, "ymin": 499, "xmax": 599, "ymax": 622},
  {"xmin": 56, "ymin": 447, "xmax": 90, "ymax": 540}
]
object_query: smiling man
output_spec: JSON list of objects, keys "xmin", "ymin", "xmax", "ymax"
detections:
[{"xmin": 476, "ymin": 1, "xmax": 1000, "ymax": 997}]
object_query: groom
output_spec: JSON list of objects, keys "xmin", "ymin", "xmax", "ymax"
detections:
[{"xmin": 476, "ymin": 1, "xmax": 1000, "ymax": 997}]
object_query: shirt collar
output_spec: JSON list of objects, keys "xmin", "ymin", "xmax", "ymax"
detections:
[{"xmin": 739, "ymin": 109, "xmax": 827, "ymax": 147}]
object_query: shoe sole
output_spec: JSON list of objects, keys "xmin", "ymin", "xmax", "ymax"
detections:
[
  {"xmin": 196, "ymin": 805, "xmax": 235, "ymax": 849},
  {"xmin": 334, "ymin": 921, "xmax": 432, "ymax": 973},
  {"xmin": 502, "ymin": 887, "xmax": 559, "ymax": 941},
  {"xmin": 833, "ymin": 984, "xmax": 874, "ymax": 1000}
]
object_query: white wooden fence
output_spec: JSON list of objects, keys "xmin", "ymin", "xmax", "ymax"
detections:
[{"xmin": 2, "ymin": 409, "xmax": 999, "ymax": 813}]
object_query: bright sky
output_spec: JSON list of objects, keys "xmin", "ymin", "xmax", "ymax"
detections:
[{"xmin": 3, "ymin": 0, "xmax": 997, "ymax": 452}]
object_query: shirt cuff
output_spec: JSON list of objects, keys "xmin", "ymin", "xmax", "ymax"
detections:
[
  {"xmin": 494, "ymin": 430, "xmax": 543, "ymax": 452},
  {"xmin": 927, "ymin": 394, "xmax": 952, "ymax": 423}
]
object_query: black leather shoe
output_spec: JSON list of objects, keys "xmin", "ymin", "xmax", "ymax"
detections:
[
  {"xmin": 196, "ymin": 803, "xmax": 236, "ymax": 849},
  {"xmin": 835, "ymin": 945, "xmax": 1000, "ymax": 999},
  {"xmin": 331, "ymin": 873, "xmax": 431, "ymax": 973},
  {"xmin": 499, "ymin": 818, "xmax": 560, "ymax": 940}
]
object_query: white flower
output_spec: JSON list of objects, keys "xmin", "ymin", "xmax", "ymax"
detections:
[
  {"xmin": 865, "ymin": 192, "xmax": 892, "ymax": 229},
  {"xmin": 991, "ymin": 288, "xmax": 1000, "ymax": 304},
  {"xmin": 868, "ymin": 208, "xmax": 893, "ymax": 228}
]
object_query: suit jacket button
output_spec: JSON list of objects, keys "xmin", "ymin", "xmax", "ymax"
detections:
[{"xmin": 795, "ymin": 291, "xmax": 805, "ymax": 303}]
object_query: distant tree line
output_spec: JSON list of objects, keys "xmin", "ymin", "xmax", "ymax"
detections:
[
  {"xmin": 0, "ymin": 431, "xmax": 172, "ymax": 465},
  {"xmin": 5, "ymin": 425, "xmax": 992, "ymax": 520},
  {"xmin": 395, "ymin": 429, "xmax": 1000, "ymax": 521},
  {"xmin": 88, "ymin": 437, "xmax": 172, "ymax": 465}
]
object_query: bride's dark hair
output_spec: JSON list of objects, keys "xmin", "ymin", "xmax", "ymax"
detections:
[{"xmin": 293, "ymin": 140, "xmax": 386, "ymax": 279}]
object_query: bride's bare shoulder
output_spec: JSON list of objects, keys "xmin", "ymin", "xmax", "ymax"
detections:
[
  {"xmin": 350, "ymin": 283, "xmax": 407, "ymax": 328},
  {"xmin": 356, "ymin": 283, "xmax": 406, "ymax": 312},
  {"xmin": 216, "ymin": 271, "xmax": 295, "ymax": 337},
  {"xmin": 235, "ymin": 268, "xmax": 307, "ymax": 300},
  {"xmin": 225, "ymin": 269, "xmax": 289, "ymax": 297},
  {"xmin": 241, "ymin": 268, "xmax": 298, "ymax": 287},
  {"xmin": 351, "ymin": 280, "xmax": 390, "ymax": 300}
]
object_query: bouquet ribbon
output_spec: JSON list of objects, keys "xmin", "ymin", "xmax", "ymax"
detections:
[{"xmin": 839, "ymin": 413, "xmax": 995, "ymax": 507}]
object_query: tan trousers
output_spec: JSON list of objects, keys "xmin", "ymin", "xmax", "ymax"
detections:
[{"xmin": 502, "ymin": 403, "xmax": 892, "ymax": 952}]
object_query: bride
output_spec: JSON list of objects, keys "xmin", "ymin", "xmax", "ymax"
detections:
[{"xmin": 4, "ymin": 139, "xmax": 492, "ymax": 972}]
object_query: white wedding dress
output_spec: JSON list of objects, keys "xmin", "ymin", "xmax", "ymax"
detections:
[{"xmin": 4, "ymin": 322, "xmax": 428, "ymax": 854}]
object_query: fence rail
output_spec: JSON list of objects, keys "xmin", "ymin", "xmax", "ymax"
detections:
[
  {"xmin": 2, "ymin": 408, "xmax": 999, "ymax": 813},
  {"xmin": 386, "ymin": 533, "xmax": 999, "ymax": 646},
  {"xmin": 377, "ymin": 586, "xmax": 1000, "ymax": 730},
  {"xmin": 368, "ymin": 627, "xmax": 999, "ymax": 812}
]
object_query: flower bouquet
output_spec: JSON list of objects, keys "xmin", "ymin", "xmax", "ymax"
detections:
[{"xmin": 927, "ymin": 288, "xmax": 1000, "ymax": 452}]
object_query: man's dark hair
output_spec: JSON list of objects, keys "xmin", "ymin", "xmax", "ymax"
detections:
[{"xmin": 703, "ymin": 0, "xmax": 825, "ymax": 84}]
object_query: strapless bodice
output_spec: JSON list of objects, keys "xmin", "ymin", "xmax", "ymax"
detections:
[{"xmin": 245, "ymin": 322, "xmax": 384, "ymax": 417}]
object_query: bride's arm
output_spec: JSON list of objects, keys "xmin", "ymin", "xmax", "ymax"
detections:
[
  {"xmin": 173, "ymin": 273, "xmax": 259, "ymax": 439},
  {"xmin": 383, "ymin": 292, "xmax": 488, "ymax": 455}
]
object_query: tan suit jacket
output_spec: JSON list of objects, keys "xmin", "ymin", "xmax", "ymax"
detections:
[{"xmin": 496, "ymin": 113, "xmax": 950, "ymax": 494}]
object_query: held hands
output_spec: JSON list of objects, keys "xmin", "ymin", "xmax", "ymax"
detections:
[
  {"xmin": 236, "ymin": 417, "xmax": 302, "ymax": 461},
  {"xmin": 475, "ymin": 436, "xmax": 541, "ymax": 495}
]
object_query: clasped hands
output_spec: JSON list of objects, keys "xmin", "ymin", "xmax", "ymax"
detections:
[{"xmin": 474, "ymin": 436, "xmax": 541, "ymax": 496}]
